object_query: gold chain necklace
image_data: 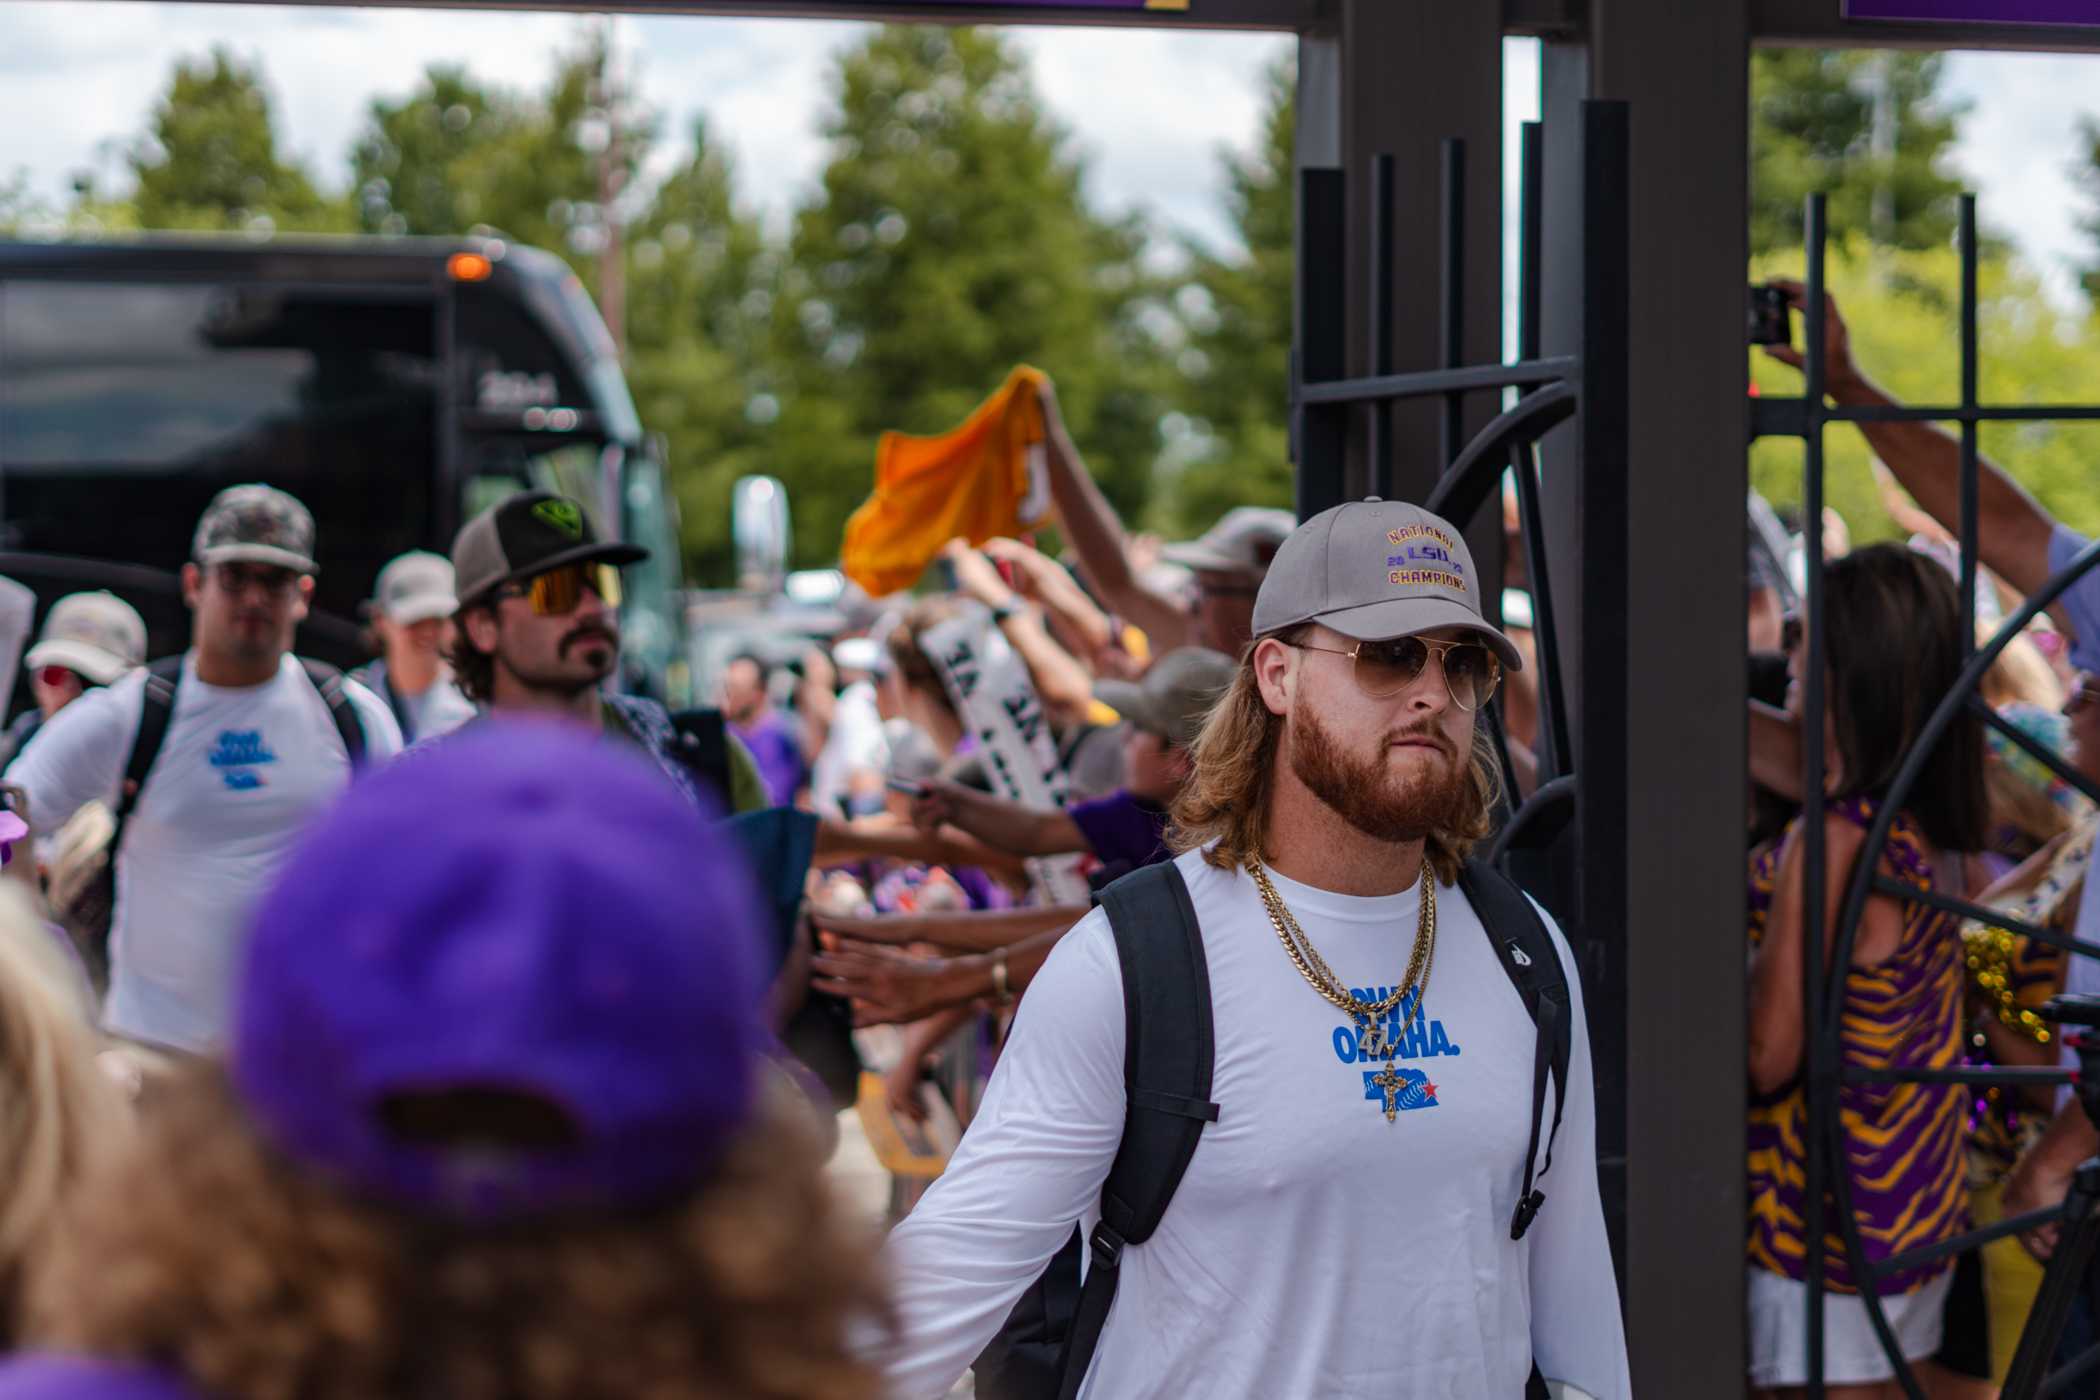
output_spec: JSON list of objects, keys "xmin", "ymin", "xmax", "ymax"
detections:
[{"xmin": 1249, "ymin": 860, "xmax": 1437, "ymax": 1037}]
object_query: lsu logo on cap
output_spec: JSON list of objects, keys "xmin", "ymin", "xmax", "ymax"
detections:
[
  {"xmin": 533, "ymin": 499, "xmax": 585, "ymax": 538},
  {"xmin": 1384, "ymin": 524, "xmax": 1467, "ymax": 593}
]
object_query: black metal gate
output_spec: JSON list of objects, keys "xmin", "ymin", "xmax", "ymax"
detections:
[
  {"xmin": 1290, "ymin": 99, "xmax": 1634, "ymax": 1271},
  {"xmin": 1752, "ymin": 190, "xmax": 2100, "ymax": 1400}
]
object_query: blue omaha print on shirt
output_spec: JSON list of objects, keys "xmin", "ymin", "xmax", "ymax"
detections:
[
  {"xmin": 209, "ymin": 730, "xmax": 277, "ymax": 791},
  {"xmin": 1362, "ymin": 1065, "xmax": 1440, "ymax": 1113},
  {"xmin": 1328, "ymin": 987, "xmax": 1462, "ymax": 1066}
]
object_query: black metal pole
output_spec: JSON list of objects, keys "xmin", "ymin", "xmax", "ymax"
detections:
[
  {"xmin": 1520, "ymin": 121, "xmax": 1543, "ymax": 365},
  {"xmin": 1370, "ymin": 152, "xmax": 1396, "ymax": 499},
  {"xmin": 1802, "ymin": 190, "xmax": 1830, "ymax": 1400},
  {"xmin": 1960, "ymin": 194, "xmax": 1980, "ymax": 659},
  {"xmin": 1438, "ymin": 138, "xmax": 1466, "ymax": 471},
  {"xmin": 1294, "ymin": 167, "xmax": 1348, "ymax": 523}
]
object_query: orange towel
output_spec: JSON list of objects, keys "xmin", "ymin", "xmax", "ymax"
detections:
[{"xmin": 840, "ymin": 366, "xmax": 1053, "ymax": 597}]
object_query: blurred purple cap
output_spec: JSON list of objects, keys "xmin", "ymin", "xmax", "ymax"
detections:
[
  {"xmin": 0, "ymin": 1357, "xmax": 196, "ymax": 1400},
  {"xmin": 231, "ymin": 720, "xmax": 770, "ymax": 1223}
]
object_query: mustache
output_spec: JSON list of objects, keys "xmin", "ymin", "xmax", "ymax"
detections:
[
  {"xmin": 560, "ymin": 624, "xmax": 619, "ymax": 656},
  {"xmin": 1387, "ymin": 724, "xmax": 1456, "ymax": 758}
]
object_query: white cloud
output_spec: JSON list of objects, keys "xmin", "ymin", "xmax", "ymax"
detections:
[
  {"xmin": 0, "ymin": 2, "xmax": 1286, "ymax": 252},
  {"xmin": 1939, "ymin": 50, "xmax": 2100, "ymax": 304}
]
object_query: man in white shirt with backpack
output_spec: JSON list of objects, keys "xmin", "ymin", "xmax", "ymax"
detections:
[
  {"xmin": 878, "ymin": 499, "xmax": 1629, "ymax": 1400},
  {"xmin": 5, "ymin": 485, "xmax": 401, "ymax": 1052}
]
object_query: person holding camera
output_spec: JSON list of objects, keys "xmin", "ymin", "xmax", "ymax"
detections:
[{"xmin": 1767, "ymin": 285, "xmax": 2100, "ymax": 1368}]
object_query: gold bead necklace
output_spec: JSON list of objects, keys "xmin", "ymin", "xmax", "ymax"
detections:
[{"xmin": 1248, "ymin": 860, "xmax": 1437, "ymax": 1038}]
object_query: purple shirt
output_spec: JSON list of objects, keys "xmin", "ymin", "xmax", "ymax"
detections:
[
  {"xmin": 1067, "ymin": 789, "xmax": 1171, "ymax": 874},
  {"xmin": 732, "ymin": 711, "xmax": 807, "ymax": 808}
]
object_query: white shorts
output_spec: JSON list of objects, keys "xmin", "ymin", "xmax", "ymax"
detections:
[{"xmin": 1747, "ymin": 1264, "xmax": 1953, "ymax": 1387}]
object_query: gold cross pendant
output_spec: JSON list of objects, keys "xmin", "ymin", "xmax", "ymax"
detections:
[{"xmin": 1372, "ymin": 1067, "xmax": 1405, "ymax": 1123}]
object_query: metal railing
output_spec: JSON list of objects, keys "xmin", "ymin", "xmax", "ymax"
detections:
[{"xmin": 1749, "ymin": 190, "xmax": 2100, "ymax": 1400}]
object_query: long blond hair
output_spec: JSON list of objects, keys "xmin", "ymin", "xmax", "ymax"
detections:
[
  {"xmin": 1168, "ymin": 638, "xmax": 1502, "ymax": 885},
  {"xmin": 0, "ymin": 883, "xmax": 127, "ymax": 1336}
]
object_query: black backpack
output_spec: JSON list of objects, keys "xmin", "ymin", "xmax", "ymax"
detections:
[
  {"xmin": 973, "ymin": 857, "xmax": 1573, "ymax": 1400},
  {"xmin": 58, "ymin": 656, "xmax": 366, "ymax": 990}
]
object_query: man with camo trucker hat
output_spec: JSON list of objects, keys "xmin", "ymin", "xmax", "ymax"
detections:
[{"xmin": 5, "ymin": 484, "xmax": 402, "ymax": 1052}]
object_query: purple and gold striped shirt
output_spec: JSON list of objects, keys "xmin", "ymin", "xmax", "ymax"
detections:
[{"xmin": 1746, "ymin": 797, "xmax": 1968, "ymax": 1295}]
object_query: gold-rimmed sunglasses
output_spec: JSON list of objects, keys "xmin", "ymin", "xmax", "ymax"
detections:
[{"xmin": 1289, "ymin": 635, "xmax": 1503, "ymax": 712}]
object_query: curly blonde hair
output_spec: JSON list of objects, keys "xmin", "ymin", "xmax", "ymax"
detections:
[
  {"xmin": 1168, "ymin": 637, "xmax": 1502, "ymax": 885},
  {"xmin": 27, "ymin": 1065, "xmax": 891, "ymax": 1400},
  {"xmin": 0, "ymin": 883, "xmax": 128, "ymax": 1342}
]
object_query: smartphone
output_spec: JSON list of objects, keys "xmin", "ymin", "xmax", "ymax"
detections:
[
  {"xmin": 886, "ymin": 777, "xmax": 927, "ymax": 799},
  {"xmin": 1747, "ymin": 284, "xmax": 1792, "ymax": 346}
]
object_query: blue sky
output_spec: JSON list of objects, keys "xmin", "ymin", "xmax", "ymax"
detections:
[{"xmin": 1, "ymin": 8, "xmax": 2097, "ymax": 303}]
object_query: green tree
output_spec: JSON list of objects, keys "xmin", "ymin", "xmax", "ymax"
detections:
[
  {"xmin": 767, "ymin": 25, "xmax": 1169, "ymax": 575},
  {"xmin": 128, "ymin": 49, "xmax": 345, "ymax": 232},
  {"xmin": 1750, "ymin": 50, "xmax": 1966, "ymax": 257},
  {"xmin": 623, "ymin": 121, "xmax": 778, "ymax": 584},
  {"xmin": 1749, "ymin": 240, "xmax": 2100, "ymax": 543},
  {"xmin": 1159, "ymin": 52, "xmax": 1295, "ymax": 535},
  {"xmin": 351, "ymin": 38, "xmax": 652, "ymax": 280},
  {"xmin": 2071, "ymin": 116, "xmax": 2100, "ymax": 302}
]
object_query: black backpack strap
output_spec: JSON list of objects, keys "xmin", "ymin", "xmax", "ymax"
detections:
[
  {"xmin": 113, "ymin": 657, "xmax": 185, "ymax": 832},
  {"xmin": 1056, "ymin": 861, "xmax": 1217, "ymax": 1400},
  {"xmin": 1458, "ymin": 859, "xmax": 1571, "ymax": 1243},
  {"xmin": 300, "ymin": 659, "xmax": 367, "ymax": 765}
]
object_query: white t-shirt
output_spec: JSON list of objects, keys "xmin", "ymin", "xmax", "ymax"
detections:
[
  {"xmin": 879, "ymin": 847, "xmax": 1631, "ymax": 1400},
  {"xmin": 810, "ymin": 680, "xmax": 889, "ymax": 817},
  {"xmin": 4, "ymin": 653, "xmax": 402, "ymax": 1051},
  {"xmin": 400, "ymin": 673, "xmax": 478, "ymax": 744}
]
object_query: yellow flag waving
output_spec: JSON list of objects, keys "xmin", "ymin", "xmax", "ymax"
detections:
[{"xmin": 839, "ymin": 366, "xmax": 1053, "ymax": 597}]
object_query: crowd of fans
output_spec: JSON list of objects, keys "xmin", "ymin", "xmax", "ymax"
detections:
[{"xmin": 0, "ymin": 301, "xmax": 2097, "ymax": 1397}]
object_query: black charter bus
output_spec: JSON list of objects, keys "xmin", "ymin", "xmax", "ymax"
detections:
[{"xmin": 0, "ymin": 234, "xmax": 690, "ymax": 703}]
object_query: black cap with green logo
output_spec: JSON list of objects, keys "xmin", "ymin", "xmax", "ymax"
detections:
[{"xmin": 450, "ymin": 491, "xmax": 648, "ymax": 607}]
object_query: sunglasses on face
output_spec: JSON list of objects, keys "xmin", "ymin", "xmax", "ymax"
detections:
[
  {"xmin": 495, "ymin": 561, "xmax": 623, "ymax": 617},
  {"xmin": 211, "ymin": 563, "xmax": 300, "ymax": 597},
  {"xmin": 1291, "ymin": 635, "xmax": 1503, "ymax": 712}
]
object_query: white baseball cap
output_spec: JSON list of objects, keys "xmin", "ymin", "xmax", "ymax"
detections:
[
  {"xmin": 26, "ymin": 591, "xmax": 147, "ymax": 686},
  {"xmin": 372, "ymin": 552, "xmax": 459, "ymax": 626}
]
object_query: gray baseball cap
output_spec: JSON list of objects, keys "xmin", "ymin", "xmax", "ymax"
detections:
[
  {"xmin": 193, "ymin": 484, "xmax": 319, "ymax": 575},
  {"xmin": 26, "ymin": 591, "xmax": 147, "ymax": 685},
  {"xmin": 1161, "ymin": 506, "xmax": 1295, "ymax": 577},
  {"xmin": 1250, "ymin": 498, "xmax": 1524, "ymax": 671},
  {"xmin": 1093, "ymin": 646, "xmax": 1237, "ymax": 748},
  {"xmin": 373, "ymin": 551, "xmax": 459, "ymax": 626}
]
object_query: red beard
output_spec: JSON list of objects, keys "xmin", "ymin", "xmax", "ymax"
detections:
[{"xmin": 1287, "ymin": 706, "xmax": 1473, "ymax": 843}]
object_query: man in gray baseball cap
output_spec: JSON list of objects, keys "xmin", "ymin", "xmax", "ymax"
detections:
[{"xmin": 875, "ymin": 498, "xmax": 1628, "ymax": 1400}]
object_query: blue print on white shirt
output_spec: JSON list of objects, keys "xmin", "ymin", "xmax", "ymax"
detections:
[
  {"xmin": 1328, "ymin": 987, "xmax": 1461, "ymax": 1065},
  {"xmin": 1331, "ymin": 988, "xmax": 1455, "ymax": 1121},
  {"xmin": 210, "ymin": 730, "xmax": 277, "ymax": 791}
]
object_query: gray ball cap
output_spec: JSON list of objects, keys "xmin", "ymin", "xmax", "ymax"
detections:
[
  {"xmin": 1093, "ymin": 646, "xmax": 1237, "ymax": 748},
  {"xmin": 1250, "ymin": 497, "xmax": 1524, "ymax": 671}
]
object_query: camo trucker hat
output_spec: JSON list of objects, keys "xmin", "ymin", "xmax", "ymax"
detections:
[{"xmin": 192, "ymin": 484, "xmax": 319, "ymax": 575}]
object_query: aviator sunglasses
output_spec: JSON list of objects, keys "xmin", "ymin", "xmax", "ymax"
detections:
[
  {"xmin": 495, "ymin": 561, "xmax": 623, "ymax": 617},
  {"xmin": 1290, "ymin": 635, "xmax": 1503, "ymax": 712}
]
